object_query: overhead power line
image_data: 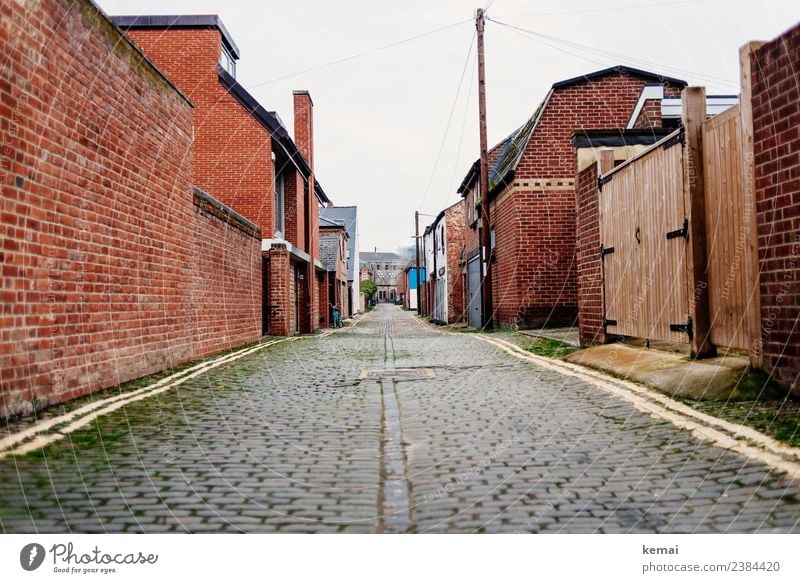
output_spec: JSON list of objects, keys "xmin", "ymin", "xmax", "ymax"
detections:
[
  {"xmin": 488, "ymin": 17, "xmax": 739, "ymax": 91},
  {"xmin": 492, "ymin": 0, "xmax": 709, "ymax": 18},
  {"xmin": 418, "ymin": 30, "xmax": 477, "ymax": 209},
  {"xmin": 250, "ymin": 19, "xmax": 471, "ymax": 87}
]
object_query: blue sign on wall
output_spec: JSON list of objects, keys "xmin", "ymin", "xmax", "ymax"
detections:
[{"xmin": 408, "ymin": 267, "xmax": 427, "ymax": 290}]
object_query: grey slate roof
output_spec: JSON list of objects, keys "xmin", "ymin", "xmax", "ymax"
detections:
[
  {"xmin": 319, "ymin": 237, "xmax": 340, "ymax": 271},
  {"xmin": 320, "ymin": 206, "xmax": 358, "ymax": 281},
  {"xmin": 360, "ymin": 251, "xmax": 403, "ymax": 264}
]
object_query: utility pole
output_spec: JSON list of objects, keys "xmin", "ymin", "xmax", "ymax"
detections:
[
  {"xmin": 476, "ymin": 8, "xmax": 493, "ymax": 329},
  {"xmin": 415, "ymin": 211, "xmax": 422, "ymax": 315}
]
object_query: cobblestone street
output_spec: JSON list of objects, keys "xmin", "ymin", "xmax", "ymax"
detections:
[{"xmin": 1, "ymin": 305, "xmax": 799, "ymax": 533}]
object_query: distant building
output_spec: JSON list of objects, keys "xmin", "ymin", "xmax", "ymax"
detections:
[
  {"xmin": 422, "ymin": 200, "xmax": 466, "ymax": 324},
  {"xmin": 319, "ymin": 216, "xmax": 349, "ymax": 327},
  {"xmin": 360, "ymin": 251, "xmax": 405, "ymax": 303}
]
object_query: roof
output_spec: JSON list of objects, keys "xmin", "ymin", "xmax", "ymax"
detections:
[
  {"xmin": 457, "ymin": 131, "xmax": 518, "ymax": 194},
  {"xmin": 360, "ymin": 251, "xmax": 403, "ymax": 263},
  {"xmin": 111, "ymin": 14, "xmax": 240, "ymax": 59},
  {"xmin": 319, "ymin": 237, "xmax": 341, "ymax": 271},
  {"xmin": 551, "ymin": 65, "xmax": 686, "ymax": 90},
  {"xmin": 319, "ymin": 215, "xmax": 346, "ymax": 229},
  {"xmin": 571, "ymin": 128, "xmax": 675, "ymax": 148},
  {"xmin": 320, "ymin": 206, "xmax": 358, "ymax": 280}
]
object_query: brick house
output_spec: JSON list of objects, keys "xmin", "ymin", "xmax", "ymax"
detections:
[
  {"xmin": 319, "ymin": 216, "xmax": 348, "ymax": 327},
  {"xmin": 113, "ymin": 15, "xmax": 330, "ymax": 337},
  {"xmin": 422, "ymin": 200, "xmax": 466, "ymax": 324},
  {"xmin": 458, "ymin": 66, "xmax": 687, "ymax": 329},
  {"xmin": 320, "ymin": 206, "xmax": 359, "ymax": 318}
]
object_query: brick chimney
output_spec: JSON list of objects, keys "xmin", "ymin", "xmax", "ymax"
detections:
[{"xmin": 293, "ymin": 90, "xmax": 314, "ymax": 170}]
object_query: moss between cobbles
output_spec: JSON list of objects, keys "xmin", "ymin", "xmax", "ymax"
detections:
[
  {"xmin": 500, "ymin": 332, "xmax": 800, "ymax": 448},
  {"xmin": 679, "ymin": 368, "xmax": 800, "ymax": 447},
  {"xmin": 2, "ymin": 337, "xmax": 282, "ymax": 430}
]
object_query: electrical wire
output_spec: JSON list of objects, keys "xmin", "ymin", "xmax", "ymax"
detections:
[
  {"xmin": 488, "ymin": 17, "xmax": 739, "ymax": 90},
  {"xmin": 249, "ymin": 19, "xmax": 472, "ymax": 87},
  {"xmin": 493, "ymin": 0, "xmax": 709, "ymax": 18},
  {"xmin": 418, "ymin": 30, "xmax": 477, "ymax": 210},
  {"xmin": 448, "ymin": 48, "xmax": 478, "ymax": 196}
]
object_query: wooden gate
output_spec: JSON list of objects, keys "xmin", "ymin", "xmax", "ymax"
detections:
[
  {"xmin": 702, "ymin": 104, "xmax": 756, "ymax": 350},
  {"xmin": 599, "ymin": 129, "xmax": 691, "ymax": 343}
]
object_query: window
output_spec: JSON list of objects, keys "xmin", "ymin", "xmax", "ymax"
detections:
[
  {"xmin": 219, "ymin": 44, "xmax": 236, "ymax": 77},
  {"xmin": 274, "ymin": 166, "xmax": 285, "ymax": 238}
]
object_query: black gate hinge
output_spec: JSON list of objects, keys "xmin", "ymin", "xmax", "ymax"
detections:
[
  {"xmin": 661, "ymin": 127, "xmax": 685, "ymax": 150},
  {"xmin": 600, "ymin": 244, "xmax": 615, "ymax": 257},
  {"xmin": 669, "ymin": 316, "xmax": 693, "ymax": 340},
  {"xmin": 598, "ymin": 174, "xmax": 613, "ymax": 191},
  {"xmin": 666, "ymin": 218, "xmax": 689, "ymax": 240},
  {"xmin": 603, "ymin": 318, "xmax": 617, "ymax": 327}
]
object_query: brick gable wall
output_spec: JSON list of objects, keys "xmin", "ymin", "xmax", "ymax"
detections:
[
  {"xmin": 490, "ymin": 74, "xmax": 683, "ymax": 328},
  {"xmin": 123, "ymin": 28, "xmax": 276, "ymax": 236}
]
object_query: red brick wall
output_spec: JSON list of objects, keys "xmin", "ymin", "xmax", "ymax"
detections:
[
  {"xmin": 574, "ymin": 162, "xmax": 605, "ymax": 346},
  {"xmin": 490, "ymin": 74, "xmax": 684, "ymax": 328},
  {"xmin": 284, "ymin": 170, "xmax": 305, "ymax": 251},
  {"xmin": 266, "ymin": 247, "xmax": 292, "ymax": 336},
  {"xmin": 191, "ymin": 201, "xmax": 262, "ymax": 357},
  {"xmin": 124, "ymin": 28, "xmax": 276, "ymax": 237},
  {"xmin": 445, "ymin": 201, "xmax": 466, "ymax": 323},
  {"xmin": 0, "ymin": 0, "xmax": 262, "ymax": 418},
  {"xmin": 751, "ymin": 23, "xmax": 800, "ymax": 394}
]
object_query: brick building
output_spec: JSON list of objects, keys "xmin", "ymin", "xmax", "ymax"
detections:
[
  {"xmin": 458, "ymin": 66, "xmax": 686, "ymax": 329},
  {"xmin": 319, "ymin": 216, "xmax": 348, "ymax": 327},
  {"xmin": 320, "ymin": 206, "xmax": 359, "ymax": 318},
  {"xmin": 1, "ymin": 0, "xmax": 263, "ymax": 418},
  {"xmin": 422, "ymin": 200, "xmax": 466, "ymax": 324},
  {"xmin": 113, "ymin": 15, "xmax": 330, "ymax": 337}
]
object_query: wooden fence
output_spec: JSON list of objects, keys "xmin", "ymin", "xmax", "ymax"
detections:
[{"xmin": 598, "ymin": 84, "xmax": 760, "ymax": 357}]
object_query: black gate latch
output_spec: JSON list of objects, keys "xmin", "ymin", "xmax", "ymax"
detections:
[
  {"xmin": 600, "ymin": 244, "xmax": 615, "ymax": 257},
  {"xmin": 666, "ymin": 218, "xmax": 689, "ymax": 240}
]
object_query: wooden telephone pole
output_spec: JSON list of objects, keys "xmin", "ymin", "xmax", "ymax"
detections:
[{"xmin": 476, "ymin": 8, "xmax": 493, "ymax": 329}]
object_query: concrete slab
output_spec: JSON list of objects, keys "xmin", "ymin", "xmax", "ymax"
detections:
[
  {"xmin": 565, "ymin": 343, "xmax": 751, "ymax": 400},
  {"xmin": 518, "ymin": 327, "xmax": 580, "ymax": 348}
]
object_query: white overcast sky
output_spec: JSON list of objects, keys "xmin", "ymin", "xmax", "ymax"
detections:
[{"xmin": 96, "ymin": 0, "xmax": 800, "ymax": 254}]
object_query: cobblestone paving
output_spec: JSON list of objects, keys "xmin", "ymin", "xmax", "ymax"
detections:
[{"xmin": 1, "ymin": 305, "xmax": 799, "ymax": 533}]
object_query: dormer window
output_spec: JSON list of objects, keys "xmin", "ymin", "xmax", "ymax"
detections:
[{"xmin": 220, "ymin": 44, "xmax": 236, "ymax": 77}]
